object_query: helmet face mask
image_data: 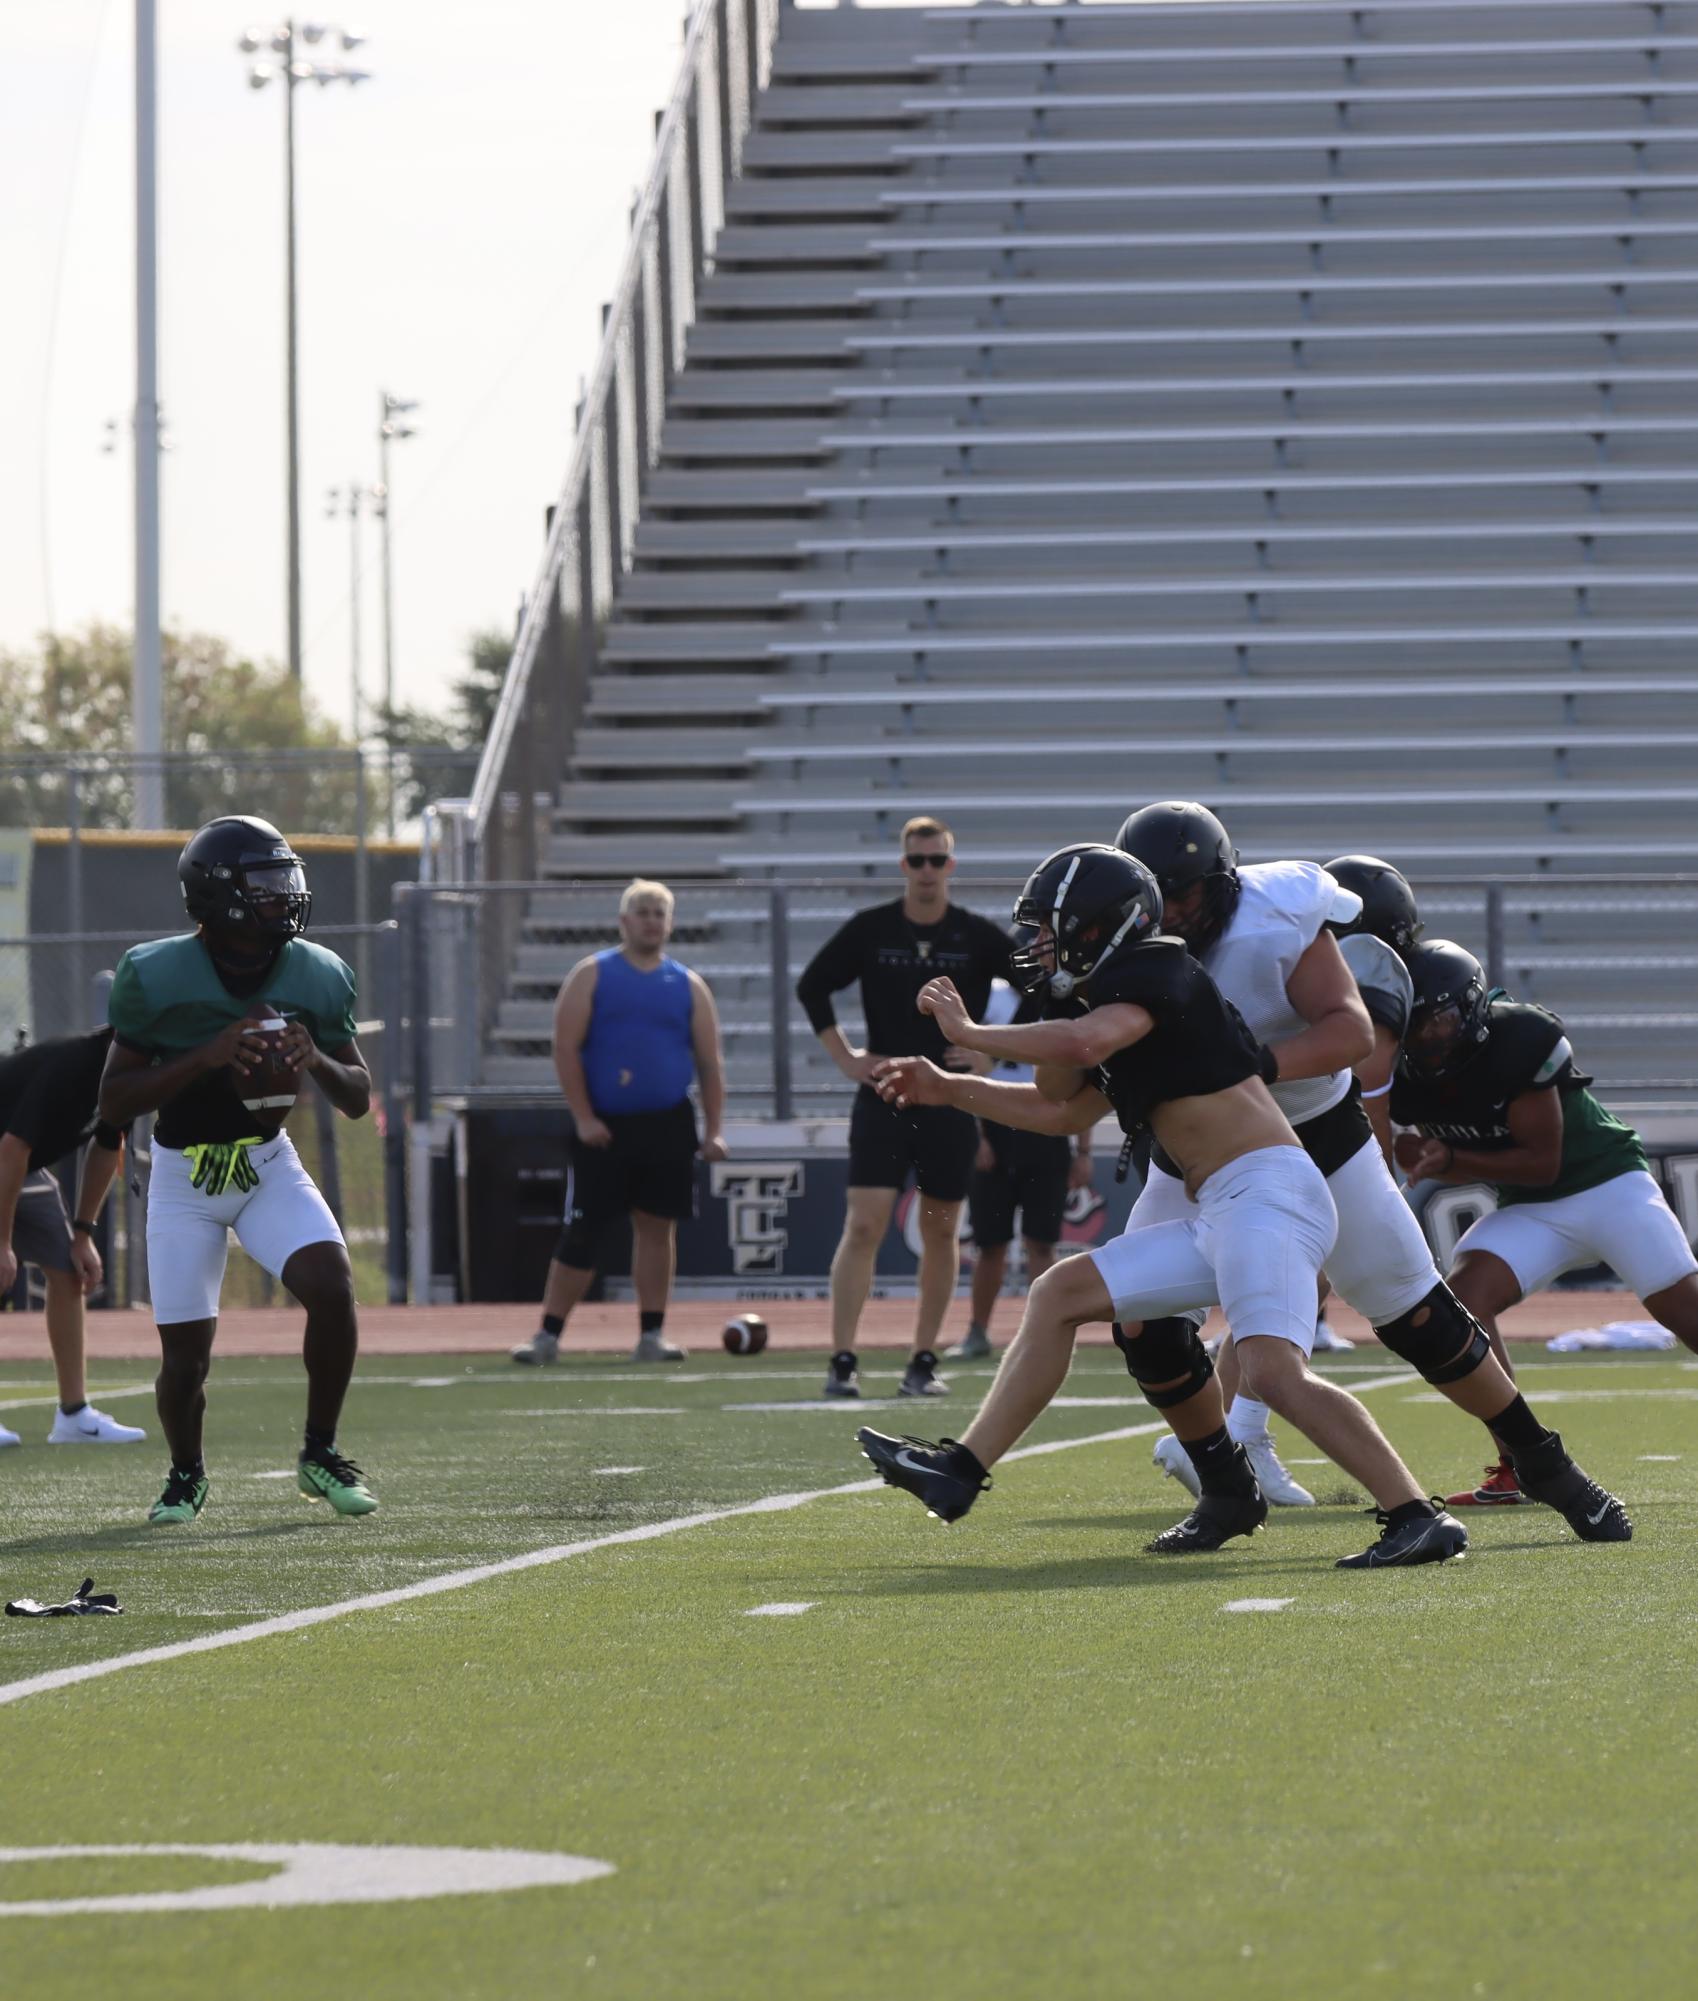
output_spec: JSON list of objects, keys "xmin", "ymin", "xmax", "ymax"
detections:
[
  {"xmin": 1402, "ymin": 941, "xmax": 1490, "ymax": 1080},
  {"xmin": 179, "ymin": 818, "xmax": 312, "ymax": 944},
  {"xmin": 1114, "ymin": 801, "xmax": 1239, "ymax": 954},
  {"xmin": 1010, "ymin": 844, "xmax": 1163, "ymax": 999}
]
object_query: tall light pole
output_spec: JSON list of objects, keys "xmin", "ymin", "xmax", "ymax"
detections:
[
  {"xmin": 378, "ymin": 390, "xmax": 417, "ymax": 835},
  {"xmin": 238, "ymin": 21, "xmax": 371, "ymax": 682},
  {"xmin": 325, "ymin": 483, "xmax": 378, "ymax": 742},
  {"xmin": 134, "ymin": 0, "xmax": 164, "ymax": 829}
]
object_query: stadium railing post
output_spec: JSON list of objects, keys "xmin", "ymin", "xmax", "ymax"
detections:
[
  {"xmin": 715, "ymin": 0, "xmax": 735, "ymax": 189},
  {"xmin": 377, "ymin": 912, "xmax": 410, "ymax": 1303},
  {"xmin": 1484, "ymin": 881, "xmax": 1506, "ymax": 991},
  {"xmin": 769, "ymin": 883, "xmax": 793, "ymax": 1121}
]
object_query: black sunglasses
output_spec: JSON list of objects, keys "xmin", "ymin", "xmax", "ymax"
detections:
[{"xmin": 903, "ymin": 853, "xmax": 951, "ymax": 869}]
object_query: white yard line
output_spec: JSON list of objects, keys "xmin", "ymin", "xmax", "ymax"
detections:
[{"xmin": 0, "ymin": 1370, "xmax": 1416, "ymax": 1712}]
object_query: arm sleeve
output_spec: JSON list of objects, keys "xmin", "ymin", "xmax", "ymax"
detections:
[
  {"xmin": 106, "ymin": 953, "xmax": 158, "ymax": 1051},
  {"xmin": 1339, "ymin": 934, "xmax": 1413, "ymax": 1041},
  {"xmin": 795, "ymin": 912, "xmax": 867, "ymax": 1034},
  {"xmin": 324, "ymin": 955, "xmax": 360, "ymax": 1047}
]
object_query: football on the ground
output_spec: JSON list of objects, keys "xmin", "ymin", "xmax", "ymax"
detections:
[
  {"xmin": 722, "ymin": 1313, "xmax": 768, "ymax": 1356},
  {"xmin": 232, "ymin": 1001, "xmax": 299, "ymax": 1118}
]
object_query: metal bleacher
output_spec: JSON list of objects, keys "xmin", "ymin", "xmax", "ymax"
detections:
[{"xmin": 482, "ymin": 0, "xmax": 1698, "ymax": 1108}]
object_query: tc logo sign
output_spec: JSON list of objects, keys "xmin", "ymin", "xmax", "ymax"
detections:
[{"xmin": 711, "ymin": 1161, "xmax": 804, "ymax": 1274}]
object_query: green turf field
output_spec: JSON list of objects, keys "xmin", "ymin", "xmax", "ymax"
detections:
[{"xmin": 2, "ymin": 1346, "xmax": 1695, "ymax": 2000}]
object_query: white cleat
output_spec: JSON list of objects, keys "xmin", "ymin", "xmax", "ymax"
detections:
[
  {"xmin": 1311, "ymin": 1317, "xmax": 1355, "ymax": 1354},
  {"xmin": 0, "ymin": 1422, "xmax": 20, "ymax": 1449},
  {"xmin": 1152, "ymin": 1431, "xmax": 1202, "ymax": 1500},
  {"xmin": 1244, "ymin": 1435, "xmax": 1316, "ymax": 1507},
  {"xmin": 47, "ymin": 1404, "xmax": 147, "ymax": 1445}
]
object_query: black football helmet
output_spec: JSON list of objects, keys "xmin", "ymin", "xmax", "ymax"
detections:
[
  {"xmin": 1325, "ymin": 854, "xmax": 1423, "ymax": 958},
  {"xmin": 179, "ymin": 816, "xmax": 312, "ymax": 939},
  {"xmin": 1010, "ymin": 844, "xmax": 1163, "ymax": 1000},
  {"xmin": 1113, "ymin": 801, "xmax": 1240, "ymax": 952},
  {"xmin": 1401, "ymin": 940, "xmax": 1491, "ymax": 1079}
]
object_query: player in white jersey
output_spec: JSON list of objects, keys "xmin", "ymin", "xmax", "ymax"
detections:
[{"xmin": 1114, "ymin": 807, "xmax": 1630, "ymax": 1547}]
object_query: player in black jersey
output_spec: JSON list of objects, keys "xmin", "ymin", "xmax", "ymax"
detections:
[
  {"xmin": 1393, "ymin": 941, "xmax": 1694, "ymax": 1509},
  {"xmin": 860, "ymin": 845, "xmax": 1468, "ymax": 1569},
  {"xmin": 796, "ymin": 816, "xmax": 1013, "ymax": 1400}
]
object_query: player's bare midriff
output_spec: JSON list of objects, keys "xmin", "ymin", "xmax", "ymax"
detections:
[{"xmin": 1147, "ymin": 1075, "xmax": 1302, "ymax": 1201}]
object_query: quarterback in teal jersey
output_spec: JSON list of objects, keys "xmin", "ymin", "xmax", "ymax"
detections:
[{"xmin": 100, "ymin": 816, "xmax": 377, "ymax": 1525}]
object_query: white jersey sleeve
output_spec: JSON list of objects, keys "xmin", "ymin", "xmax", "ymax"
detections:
[{"xmin": 1339, "ymin": 932, "xmax": 1414, "ymax": 1043}]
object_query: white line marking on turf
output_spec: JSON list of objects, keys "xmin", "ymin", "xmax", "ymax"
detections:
[
  {"xmin": 497, "ymin": 1407, "xmax": 686, "ymax": 1417},
  {"xmin": 722, "ymin": 1398, "xmax": 908, "ymax": 1413},
  {"xmin": 1223, "ymin": 1599, "xmax": 1295, "ymax": 1614},
  {"xmin": 1638, "ymin": 1453, "xmax": 1682, "ymax": 1461},
  {"xmin": 744, "ymin": 1602, "xmax": 815, "ymax": 1618},
  {"xmin": 1407, "ymin": 1388, "xmax": 1698, "ymax": 1404},
  {"xmin": 0, "ymin": 1370, "xmax": 1417, "ymax": 1711},
  {"xmin": 251, "ymin": 1471, "xmax": 296, "ymax": 1481},
  {"xmin": 592, "ymin": 1466, "xmax": 645, "ymax": 1476},
  {"xmin": 1288, "ymin": 1458, "xmax": 1327, "ymax": 1465},
  {"xmin": 0, "ymin": 1385, "xmax": 153, "ymax": 1414},
  {"xmin": 0, "ymin": 1844, "xmax": 613, "ymax": 1916}
]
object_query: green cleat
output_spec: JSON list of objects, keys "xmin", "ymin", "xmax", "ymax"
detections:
[
  {"xmin": 298, "ymin": 1445, "xmax": 378, "ymax": 1517},
  {"xmin": 148, "ymin": 1466, "xmax": 209, "ymax": 1525}
]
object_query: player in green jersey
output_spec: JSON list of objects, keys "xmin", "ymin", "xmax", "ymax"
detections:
[
  {"xmin": 1393, "ymin": 941, "xmax": 1698, "ymax": 1505},
  {"xmin": 98, "ymin": 817, "xmax": 377, "ymax": 1524}
]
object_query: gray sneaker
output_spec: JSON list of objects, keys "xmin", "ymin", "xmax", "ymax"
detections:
[
  {"xmin": 511, "ymin": 1331, "xmax": 560, "ymax": 1367},
  {"xmin": 632, "ymin": 1332, "xmax": 687, "ymax": 1363},
  {"xmin": 944, "ymin": 1327, "xmax": 992, "ymax": 1361}
]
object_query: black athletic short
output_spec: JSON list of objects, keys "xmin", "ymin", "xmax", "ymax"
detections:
[
  {"xmin": 969, "ymin": 1122, "xmax": 1071, "ymax": 1249},
  {"xmin": 12, "ymin": 1170, "xmax": 75, "ymax": 1275},
  {"xmin": 848, "ymin": 1086, "xmax": 978, "ymax": 1202},
  {"xmin": 568, "ymin": 1101, "xmax": 699, "ymax": 1226}
]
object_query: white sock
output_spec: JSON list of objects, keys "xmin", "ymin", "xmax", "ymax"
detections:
[{"xmin": 1227, "ymin": 1396, "xmax": 1271, "ymax": 1445}]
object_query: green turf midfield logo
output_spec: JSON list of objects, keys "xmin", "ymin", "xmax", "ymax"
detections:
[{"xmin": 0, "ymin": 1843, "xmax": 615, "ymax": 1917}]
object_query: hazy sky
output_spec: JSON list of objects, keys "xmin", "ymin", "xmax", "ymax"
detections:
[{"xmin": 2, "ymin": 0, "xmax": 706, "ymax": 732}]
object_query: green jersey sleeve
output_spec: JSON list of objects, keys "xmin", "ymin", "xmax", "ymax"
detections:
[{"xmin": 106, "ymin": 952, "xmax": 158, "ymax": 1049}]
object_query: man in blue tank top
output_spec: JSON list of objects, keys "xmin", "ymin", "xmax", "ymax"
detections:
[{"xmin": 513, "ymin": 879, "xmax": 728, "ymax": 1364}]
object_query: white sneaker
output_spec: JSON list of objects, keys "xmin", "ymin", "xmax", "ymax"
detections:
[
  {"xmin": 0, "ymin": 1422, "xmax": 20, "ymax": 1449},
  {"xmin": 511, "ymin": 1331, "xmax": 560, "ymax": 1366},
  {"xmin": 1152, "ymin": 1432, "xmax": 1202, "ymax": 1499},
  {"xmin": 1244, "ymin": 1435, "xmax": 1316, "ymax": 1507},
  {"xmin": 47, "ymin": 1404, "xmax": 147, "ymax": 1444},
  {"xmin": 1311, "ymin": 1317, "xmax": 1355, "ymax": 1354},
  {"xmin": 631, "ymin": 1333, "xmax": 686, "ymax": 1363}
]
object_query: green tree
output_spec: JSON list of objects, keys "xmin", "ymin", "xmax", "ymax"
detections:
[
  {"xmin": 374, "ymin": 624, "xmax": 512, "ymax": 820},
  {"xmin": 0, "ymin": 623, "xmax": 366, "ymax": 832}
]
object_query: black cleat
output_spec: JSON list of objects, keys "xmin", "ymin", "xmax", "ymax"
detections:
[
  {"xmin": 857, "ymin": 1429, "xmax": 988, "ymax": 1524},
  {"xmin": 1145, "ymin": 1486, "xmax": 1268, "ymax": 1554},
  {"xmin": 898, "ymin": 1349, "xmax": 948, "ymax": 1398},
  {"xmin": 823, "ymin": 1349, "xmax": 861, "ymax": 1400},
  {"xmin": 1515, "ymin": 1455, "xmax": 1633, "ymax": 1542},
  {"xmin": 1337, "ymin": 1504, "xmax": 1468, "ymax": 1569}
]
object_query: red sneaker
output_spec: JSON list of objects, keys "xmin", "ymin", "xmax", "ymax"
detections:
[{"xmin": 1445, "ymin": 1459, "xmax": 1528, "ymax": 1507}]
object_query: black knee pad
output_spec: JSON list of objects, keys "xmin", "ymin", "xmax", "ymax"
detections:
[
  {"xmin": 1116, "ymin": 1315, "xmax": 1215, "ymax": 1409},
  {"xmin": 554, "ymin": 1214, "xmax": 606, "ymax": 1272},
  {"xmin": 1375, "ymin": 1283, "xmax": 1492, "ymax": 1386}
]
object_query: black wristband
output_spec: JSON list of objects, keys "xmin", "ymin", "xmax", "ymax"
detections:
[
  {"xmin": 72, "ymin": 1219, "xmax": 97, "ymax": 1236},
  {"xmin": 1256, "ymin": 1043, "xmax": 1280, "ymax": 1085}
]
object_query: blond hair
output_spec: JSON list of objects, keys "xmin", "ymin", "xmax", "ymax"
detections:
[
  {"xmin": 619, "ymin": 877, "xmax": 675, "ymax": 916},
  {"xmin": 900, "ymin": 816, "xmax": 954, "ymax": 851}
]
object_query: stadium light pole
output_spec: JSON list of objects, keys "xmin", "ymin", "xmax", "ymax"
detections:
[
  {"xmin": 325, "ymin": 482, "xmax": 378, "ymax": 743},
  {"xmin": 377, "ymin": 391, "xmax": 418, "ymax": 836},
  {"xmin": 133, "ymin": 0, "xmax": 164, "ymax": 829},
  {"xmin": 238, "ymin": 21, "xmax": 372, "ymax": 683}
]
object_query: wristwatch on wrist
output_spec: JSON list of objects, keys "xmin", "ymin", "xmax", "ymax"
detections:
[{"xmin": 72, "ymin": 1219, "xmax": 97, "ymax": 1236}]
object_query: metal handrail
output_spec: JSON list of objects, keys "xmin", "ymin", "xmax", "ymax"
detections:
[{"xmin": 465, "ymin": 0, "xmax": 774, "ymax": 869}]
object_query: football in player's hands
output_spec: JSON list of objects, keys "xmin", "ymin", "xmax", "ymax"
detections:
[{"xmin": 231, "ymin": 1001, "xmax": 300, "ymax": 1117}]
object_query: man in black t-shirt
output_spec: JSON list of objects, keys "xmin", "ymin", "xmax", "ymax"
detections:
[
  {"xmin": 0, "ymin": 1028, "xmax": 140, "ymax": 1448},
  {"xmin": 796, "ymin": 816, "xmax": 1013, "ymax": 1400}
]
